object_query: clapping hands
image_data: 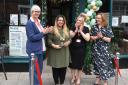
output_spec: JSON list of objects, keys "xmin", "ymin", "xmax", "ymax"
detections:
[
  {"xmin": 75, "ymin": 22, "xmax": 83, "ymax": 33},
  {"xmin": 42, "ymin": 26, "xmax": 53, "ymax": 34},
  {"xmin": 97, "ymin": 32, "xmax": 103, "ymax": 39}
]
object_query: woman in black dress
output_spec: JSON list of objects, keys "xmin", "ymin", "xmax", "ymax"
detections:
[
  {"xmin": 91, "ymin": 13, "xmax": 115, "ymax": 85},
  {"xmin": 69, "ymin": 15, "xmax": 90, "ymax": 85}
]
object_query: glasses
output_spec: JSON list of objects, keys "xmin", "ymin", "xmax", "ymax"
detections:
[
  {"xmin": 34, "ymin": 11, "xmax": 41, "ymax": 13},
  {"xmin": 57, "ymin": 19, "xmax": 64, "ymax": 21}
]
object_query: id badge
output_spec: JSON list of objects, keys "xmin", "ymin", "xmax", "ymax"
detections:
[{"xmin": 76, "ymin": 39, "xmax": 81, "ymax": 43}]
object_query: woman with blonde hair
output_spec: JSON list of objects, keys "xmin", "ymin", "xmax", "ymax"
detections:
[
  {"xmin": 90, "ymin": 13, "xmax": 115, "ymax": 85},
  {"xmin": 69, "ymin": 14, "xmax": 90, "ymax": 85},
  {"xmin": 47, "ymin": 15, "xmax": 71, "ymax": 85}
]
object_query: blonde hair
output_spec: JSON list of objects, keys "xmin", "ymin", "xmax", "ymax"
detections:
[
  {"xmin": 76, "ymin": 15, "xmax": 86, "ymax": 26},
  {"xmin": 53, "ymin": 15, "xmax": 69, "ymax": 38},
  {"xmin": 79, "ymin": 12, "xmax": 87, "ymax": 21},
  {"xmin": 97, "ymin": 13, "xmax": 108, "ymax": 27},
  {"xmin": 31, "ymin": 5, "xmax": 41, "ymax": 14}
]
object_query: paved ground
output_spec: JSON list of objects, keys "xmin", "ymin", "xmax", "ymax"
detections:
[{"xmin": 0, "ymin": 61, "xmax": 128, "ymax": 85}]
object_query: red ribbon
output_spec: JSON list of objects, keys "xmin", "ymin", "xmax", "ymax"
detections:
[
  {"xmin": 35, "ymin": 59, "xmax": 43, "ymax": 85},
  {"xmin": 114, "ymin": 55, "xmax": 121, "ymax": 77}
]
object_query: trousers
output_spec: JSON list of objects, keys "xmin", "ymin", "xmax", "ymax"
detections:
[{"xmin": 52, "ymin": 67, "xmax": 67, "ymax": 84}]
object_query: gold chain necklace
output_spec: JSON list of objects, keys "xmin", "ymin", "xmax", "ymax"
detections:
[{"xmin": 59, "ymin": 30, "xmax": 65, "ymax": 41}]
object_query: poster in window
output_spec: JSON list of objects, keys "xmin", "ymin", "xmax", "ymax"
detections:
[
  {"xmin": 9, "ymin": 26, "xmax": 27, "ymax": 56},
  {"xmin": 121, "ymin": 16, "xmax": 128, "ymax": 23},
  {"xmin": 20, "ymin": 14, "xmax": 28, "ymax": 25},
  {"xmin": 112, "ymin": 17, "xmax": 119, "ymax": 27},
  {"xmin": 10, "ymin": 14, "xmax": 18, "ymax": 25}
]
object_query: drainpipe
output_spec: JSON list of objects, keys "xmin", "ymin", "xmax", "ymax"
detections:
[
  {"xmin": 30, "ymin": 0, "xmax": 33, "ymax": 8},
  {"xmin": 109, "ymin": 0, "xmax": 113, "ymax": 27}
]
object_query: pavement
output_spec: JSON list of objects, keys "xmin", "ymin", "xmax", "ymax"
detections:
[{"xmin": 0, "ymin": 60, "xmax": 128, "ymax": 85}]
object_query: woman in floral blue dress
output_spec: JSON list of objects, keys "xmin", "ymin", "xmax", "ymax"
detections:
[{"xmin": 91, "ymin": 13, "xmax": 115, "ymax": 85}]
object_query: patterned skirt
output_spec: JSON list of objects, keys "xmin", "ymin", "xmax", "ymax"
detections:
[{"xmin": 92, "ymin": 47, "xmax": 115, "ymax": 80}]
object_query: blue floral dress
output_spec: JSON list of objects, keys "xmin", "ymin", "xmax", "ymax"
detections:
[{"xmin": 91, "ymin": 25, "xmax": 115, "ymax": 80}]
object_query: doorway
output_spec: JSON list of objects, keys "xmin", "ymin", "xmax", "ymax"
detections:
[{"xmin": 47, "ymin": 0, "xmax": 73, "ymax": 27}]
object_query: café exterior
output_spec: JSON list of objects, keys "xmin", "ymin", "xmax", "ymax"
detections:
[{"xmin": 0, "ymin": 0, "xmax": 127, "ymax": 71}]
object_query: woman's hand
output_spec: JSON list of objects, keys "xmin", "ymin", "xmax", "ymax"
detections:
[
  {"xmin": 42, "ymin": 26, "xmax": 53, "ymax": 34},
  {"xmin": 42, "ymin": 27, "xmax": 49, "ymax": 34},
  {"xmin": 63, "ymin": 40, "xmax": 71, "ymax": 47},
  {"xmin": 75, "ymin": 23, "xmax": 79, "ymax": 33},
  {"xmin": 97, "ymin": 32, "xmax": 103, "ymax": 39},
  {"xmin": 48, "ymin": 26, "xmax": 53, "ymax": 33},
  {"xmin": 90, "ymin": 36, "xmax": 99, "ymax": 41},
  {"xmin": 51, "ymin": 44, "xmax": 61, "ymax": 49}
]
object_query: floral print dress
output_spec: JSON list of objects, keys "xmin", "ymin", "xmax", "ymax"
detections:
[{"xmin": 91, "ymin": 25, "xmax": 115, "ymax": 80}]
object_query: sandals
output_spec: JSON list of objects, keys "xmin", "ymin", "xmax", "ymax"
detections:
[
  {"xmin": 94, "ymin": 76, "xmax": 101, "ymax": 85},
  {"xmin": 71, "ymin": 78, "xmax": 76, "ymax": 84},
  {"xmin": 94, "ymin": 84, "xmax": 100, "ymax": 85}
]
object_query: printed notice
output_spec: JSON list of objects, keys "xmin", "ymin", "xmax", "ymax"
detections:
[
  {"xmin": 112, "ymin": 17, "xmax": 119, "ymax": 27},
  {"xmin": 9, "ymin": 26, "xmax": 27, "ymax": 56},
  {"xmin": 10, "ymin": 14, "xmax": 18, "ymax": 25},
  {"xmin": 121, "ymin": 15, "xmax": 128, "ymax": 23},
  {"xmin": 20, "ymin": 14, "xmax": 28, "ymax": 25}
]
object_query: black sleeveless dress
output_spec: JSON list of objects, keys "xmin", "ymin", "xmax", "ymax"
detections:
[{"xmin": 69, "ymin": 26, "xmax": 89, "ymax": 70}]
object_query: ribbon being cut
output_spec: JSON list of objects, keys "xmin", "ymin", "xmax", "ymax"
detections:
[
  {"xmin": 35, "ymin": 58, "xmax": 43, "ymax": 85},
  {"xmin": 31, "ymin": 53, "xmax": 43, "ymax": 85}
]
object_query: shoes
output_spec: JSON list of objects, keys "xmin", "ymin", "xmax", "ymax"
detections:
[
  {"xmin": 94, "ymin": 76, "xmax": 101, "ymax": 85},
  {"xmin": 55, "ymin": 84, "xmax": 64, "ymax": 85},
  {"xmin": 71, "ymin": 78, "xmax": 76, "ymax": 84}
]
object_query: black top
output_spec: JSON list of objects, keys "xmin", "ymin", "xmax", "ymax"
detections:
[
  {"xmin": 69, "ymin": 26, "xmax": 89, "ymax": 69},
  {"xmin": 70, "ymin": 26, "xmax": 89, "ymax": 48}
]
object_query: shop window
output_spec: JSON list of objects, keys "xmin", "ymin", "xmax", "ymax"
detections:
[
  {"xmin": 112, "ymin": 1, "xmax": 128, "ymax": 55},
  {"xmin": 0, "ymin": 0, "xmax": 30, "ymax": 56},
  {"xmin": 18, "ymin": 5, "xmax": 30, "ymax": 26}
]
